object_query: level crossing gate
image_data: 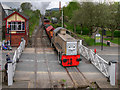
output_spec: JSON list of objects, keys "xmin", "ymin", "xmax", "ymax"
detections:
[
  {"xmin": 7, "ymin": 39, "xmax": 26, "ymax": 86},
  {"xmin": 78, "ymin": 40, "xmax": 117, "ymax": 86}
]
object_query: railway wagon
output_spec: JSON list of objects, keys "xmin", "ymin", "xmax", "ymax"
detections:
[
  {"xmin": 44, "ymin": 19, "xmax": 50, "ymax": 25},
  {"xmin": 51, "ymin": 27, "xmax": 81, "ymax": 67},
  {"xmin": 44, "ymin": 24, "xmax": 54, "ymax": 39},
  {"xmin": 51, "ymin": 17, "xmax": 57, "ymax": 24}
]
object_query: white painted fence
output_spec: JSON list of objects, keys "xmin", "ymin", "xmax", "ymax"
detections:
[
  {"xmin": 8, "ymin": 40, "xmax": 26, "ymax": 86},
  {"xmin": 78, "ymin": 40, "xmax": 117, "ymax": 86}
]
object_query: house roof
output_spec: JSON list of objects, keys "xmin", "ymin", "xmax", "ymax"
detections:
[
  {"xmin": 53, "ymin": 27, "xmax": 66, "ymax": 34},
  {"xmin": 1, "ymin": 3, "xmax": 11, "ymax": 10},
  {"xmin": 4, "ymin": 11, "xmax": 29, "ymax": 21}
]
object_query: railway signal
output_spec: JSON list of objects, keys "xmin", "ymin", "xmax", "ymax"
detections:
[{"xmin": 8, "ymin": 24, "xmax": 11, "ymax": 45}]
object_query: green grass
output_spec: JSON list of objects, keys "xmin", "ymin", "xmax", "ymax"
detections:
[
  {"xmin": 23, "ymin": 10, "xmax": 40, "ymax": 36},
  {"xmin": 99, "ymin": 30, "xmax": 111, "ymax": 36},
  {"xmin": 104, "ymin": 38, "xmax": 120, "ymax": 45},
  {"xmin": 94, "ymin": 43, "xmax": 108, "ymax": 46},
  {"xmin": 78, "ymin": 35, "xmax": 107, "ymax": 46}
]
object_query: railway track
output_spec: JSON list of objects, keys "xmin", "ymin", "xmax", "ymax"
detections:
[
  {"xmin": 33, "ymin": 18, "xmax": 93, "ymax": 89},
  {"xmin": 41, "ymin": 27, "xmax": 53, "ymax": 88},
  {"xmin": 33, "ymin": 21, "xmax": 53, "ymax": 88},
  {"xmin": 65, "ymin": 67, "xmax": 90, "ymax": 88},
  {"xmin": 34, "ymin": 24, "xmax": 90, "ymax": 88}
]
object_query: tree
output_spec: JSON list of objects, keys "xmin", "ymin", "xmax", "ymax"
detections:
[
  {"xmin": 107, "ymin": 2, "xmax": 118, "ymax": 40},
  {"xmin": 64, "ymin": 1, "xmax": 119, "ymax": 40},
  {"xmin": 63, "ymin": 1, "xmax": 80, "ymax": 32},
  {"xmin": 63, "ymin": 1, "xmax": 80, "ymax": 22},
  {"xmin": 116, "ymin": 2, "xmax": 120, "ymax": 30},
  {"xmin": 71, "ymin": 2, "xmax": 97, "ymax": 35},
  {"xmin": 20, "ymin": 2, "xmax": 32, "ymax": 11},
  {"xmin": 12, "ymin": 8, "xmax": 20, "ymax": 12}
]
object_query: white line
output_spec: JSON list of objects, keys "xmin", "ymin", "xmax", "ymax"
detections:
[
  {"xmin": 15, "ymin": 71, "xmax": 67, "ymax": 74},
  {"xmin": 22, "ymin": 59, "xmax": 58, "ymax": 62},
  {"xmin": 98, "ymin": 54, "xmax": 118, "ymax": 55}
]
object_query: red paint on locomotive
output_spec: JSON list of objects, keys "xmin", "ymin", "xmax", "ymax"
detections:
[{"xmin": 61, "ymin": 55, "xmax": 80, "ymax": 66}]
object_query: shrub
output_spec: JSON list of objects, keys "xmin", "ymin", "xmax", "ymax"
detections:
[
  {"xmin": 76, "ymin": 26, "xmax": 81, "ymax": 34},
  {"xmin": 114, "ymin": 30, "xmax": 120, "ymax": 37},
  {"xmin": 82, "ymin": 27, "xmax": 89, "ymax": 35},
  {"xmin": 76, "ymin": 27, "xmax": 89, "ymax": 35}
]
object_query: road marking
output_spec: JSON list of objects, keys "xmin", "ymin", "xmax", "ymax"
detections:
[
  {"xmin": 98, "ymin": 54, "xmax": 118, "ymax": 55},
  {"xmin": 15, "ymin": 71, "xmax": 67, "ymax": 74},
  {"xmin": 22, "ymin": 59, "xmax": 58, "ymax": 62},
  {"xmin": 82, "ymin": 72, "xmax": 104, "ymax": 75},
  {"xmin": 37, "ymin": 52, "xmax": 55, "ymax": 54}
]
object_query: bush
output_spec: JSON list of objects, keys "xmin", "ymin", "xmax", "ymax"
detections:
[
  {"xmin": 66, "ymin": 24, "xmax": 74, "ymax": 32},
  {"xmin": 66, "ymin": 24, "xmax": 89, "ymax": 35},
  {"xmin": 50, "ymin": 23, "xmax": 61, "ymax": 28},
  {"xmin": 76, "ymin": 26, "xmax": 81, "ymax": 34},
  {"xmin": 82, "ymin": 27, "xmax": 89, "ymax": 35},
  {"xmin": 78, "ymin": 35, "xmax": 95, "ymax": 46},
  {"xmin": 114, "ymin": 30, "xmax": 120, "ymax": 37}
]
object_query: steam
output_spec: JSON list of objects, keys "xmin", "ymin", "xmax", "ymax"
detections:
[
  {"xmin": 40, "ymin": 2, "xmax": 50, "ymax": 15},
  {"xmin": 31, "ymin": 2, "xmax": 50, "ymax": 15}
]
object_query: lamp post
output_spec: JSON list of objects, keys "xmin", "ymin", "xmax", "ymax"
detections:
[{"xmin": 61, "ymin": 4, "xmax": 64, "ymax": 28}]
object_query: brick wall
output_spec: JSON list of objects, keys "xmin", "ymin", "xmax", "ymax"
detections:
[
  {"xmin": 0, "ymin": 3, "xmax": 2, "ymax": 41},
  {"xmin": 6, "ymin": 35, "xmax": 28, "ymax": 47}
]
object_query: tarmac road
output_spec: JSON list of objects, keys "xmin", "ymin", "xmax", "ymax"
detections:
[{"xmin": 2, "ymin": 47, "xmax": 118, "ymax": 88}]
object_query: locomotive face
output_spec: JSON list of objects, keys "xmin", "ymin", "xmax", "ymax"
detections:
[{"xmin": 66, "ymin": 42, "xmax": 77, "ymax": 55}]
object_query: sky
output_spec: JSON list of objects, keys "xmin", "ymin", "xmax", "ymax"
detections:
[
  {"xmin": 1, "ymin": 0, "xmax": 120, "ymax": 15},
  {"xmin": 1, "ymin": 0, "xmax": 120, "ymax": 9},
  {"xmin": 1, "ymin": 0, "xmax": 71, "ymax": 9}
]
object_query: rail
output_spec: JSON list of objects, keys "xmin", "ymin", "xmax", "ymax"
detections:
[
  {"xmin": 8, "ymin": 39, "xmax": 26, "ymax": 86},
  {"xmin": 78, "ymin": 40, "xmax": 117, "ymax": 86}
]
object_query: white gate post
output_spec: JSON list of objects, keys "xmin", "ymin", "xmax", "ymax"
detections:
[
  {"xmin": 109, "ymin": 61, "xmax": 117, "ymax": 86},
  {"xmin": 8, "ymin": 62, "xmax": 13, "ymax": 86},
  {"xmin": 79, "ymin": 40, "xmax": 82, "ymax": 45}
]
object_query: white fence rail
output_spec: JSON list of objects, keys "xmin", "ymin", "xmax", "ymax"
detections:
[
  {"xmin": 78, "ymin": 40, "xmax": 117, "ymax": 86},
  {"xmin": 8, "ymin": 40, "xmax": 26, "ymax": 86}
]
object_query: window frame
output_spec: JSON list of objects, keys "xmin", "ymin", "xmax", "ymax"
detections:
[{"xmin": 7, "ymin": 21, "xmax": 25, "ymax": 31}]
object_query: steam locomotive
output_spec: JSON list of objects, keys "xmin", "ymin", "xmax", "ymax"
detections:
[{"xmin": 44, "ymin": 18, "xmax": 81, "ymax": 67}]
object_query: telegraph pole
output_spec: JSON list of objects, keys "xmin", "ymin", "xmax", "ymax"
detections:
[
  {"xmin": 62, "ymin": 8, "xmax": 64, "ymax": 28},
  {"xmin": 101, "ymin": 27, "xmax": 103, "ymax": 50}
]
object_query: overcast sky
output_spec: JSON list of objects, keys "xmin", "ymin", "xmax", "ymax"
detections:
[
  {"xmin": 1, "ymin": 0, "xmax": 119, "ymax": 15},
  {"xmin": 1, "ymin": 0, "xmax": 71, "ymax": 9},
  {"xmin": 1, "ymin": 0, "xmax": 120, "ymax": 9}
]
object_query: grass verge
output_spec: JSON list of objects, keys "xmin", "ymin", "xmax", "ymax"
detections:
[
  {"xmin": 78, "ymin": 35, "xmax": 107, "ymax": 46},
  {"xmin": 104, "ymin": 38, "xmax": 120, "ymax": 45}
]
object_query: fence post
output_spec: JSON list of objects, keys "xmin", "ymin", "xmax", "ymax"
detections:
[
  {"xmin": 8, "ymin": 62, "xmax": 13, "ymax": 86},
  {"xmin": 79, "ymin": 40, "xmax": 82, "ymax": 45},
  {"xmin": 109, "ymin": 61, "xmax": 117, "ymax": 86}
]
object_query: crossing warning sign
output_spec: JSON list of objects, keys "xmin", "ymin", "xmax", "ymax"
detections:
[{"xmin": 95, "ymin": 34, "xmax": 101, "ymax": 43}]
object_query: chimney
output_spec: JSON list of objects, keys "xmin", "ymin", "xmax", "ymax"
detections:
[{"xmin": 59, "ymin": 1, "xmax": 61, "ymax": 12}]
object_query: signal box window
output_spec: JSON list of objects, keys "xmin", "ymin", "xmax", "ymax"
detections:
[{"xmin": 8, "ymin": 21, "xmax": 25, "ymax": 31}]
